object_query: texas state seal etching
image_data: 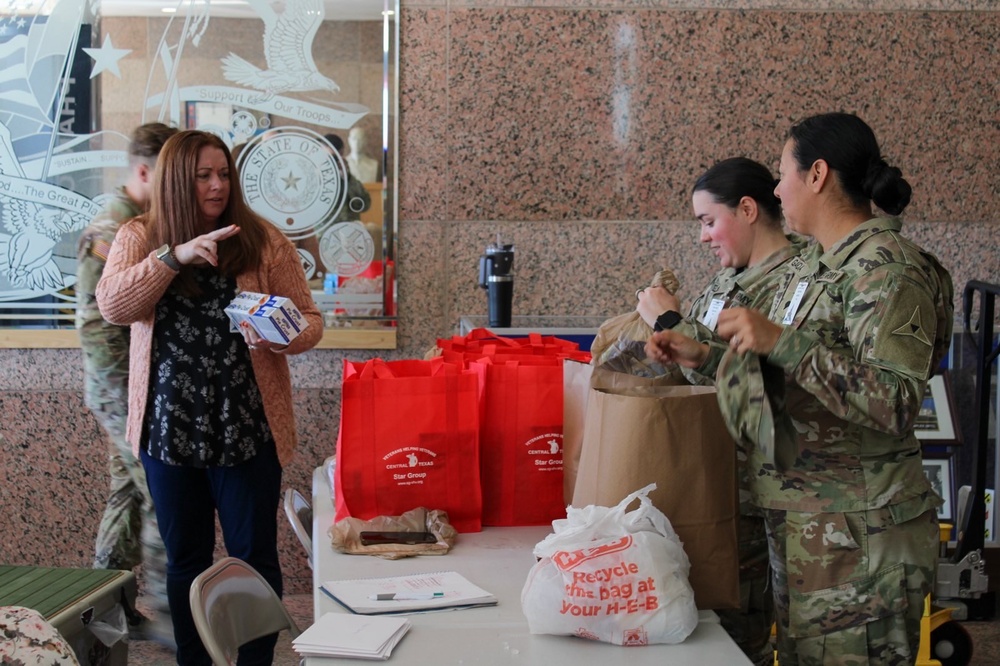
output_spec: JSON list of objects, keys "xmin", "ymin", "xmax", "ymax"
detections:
[{"xmin": 236, "ymin": 127, "xmax": 346, "ymax": 240}]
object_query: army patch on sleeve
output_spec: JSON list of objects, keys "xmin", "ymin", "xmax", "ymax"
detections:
[
  {"xmin": 890, "ymin": 307, "xmax": 932, "ymax": 346},
  {"xmin": 90, "ymin": 239, "xmax": 112, "ymax": 261},
  {"xmin": 870, "ymin": 273, "xmax": 936, "ymax": 379}
]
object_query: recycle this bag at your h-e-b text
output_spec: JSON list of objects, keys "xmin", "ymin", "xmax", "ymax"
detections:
[{"xmin": 572, "ymin": 383, "xmax": 739, "ymax": 610}]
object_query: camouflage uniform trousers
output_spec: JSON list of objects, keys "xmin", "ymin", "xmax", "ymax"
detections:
[
  {"xmin": 717, "ymin": 514, "xmax": 776, "ymax": 666},
  {"xmin": 763, "ymin": 504, "xmax": 938, "ymax": 665},
  {"xmin": 88, "ymin": 386, "xmax": 170, "ymax": 616}
]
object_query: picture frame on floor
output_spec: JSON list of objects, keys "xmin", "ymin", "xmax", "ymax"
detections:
[
  {"xmin": 915, "ymin": 371, "xmax": 961, "ymax": 445},
  {"xmin": 923, "ymin": 454, "xmax": 954, "ymax": 521}
]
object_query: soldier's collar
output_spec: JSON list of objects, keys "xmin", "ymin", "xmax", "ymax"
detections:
[{"xmin": 818, "ymin": 217, "xmax": 902, "ymax": 272}]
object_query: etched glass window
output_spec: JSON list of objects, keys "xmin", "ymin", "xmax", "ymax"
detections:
[{"xmin": 0, "ymin": 0, "xmax": 398, "ymax": 336}]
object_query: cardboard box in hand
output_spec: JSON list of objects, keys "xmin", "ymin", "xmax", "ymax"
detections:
[{"xmin": 225, "ymin": 291, "xmax": 308, "ymax": 345}]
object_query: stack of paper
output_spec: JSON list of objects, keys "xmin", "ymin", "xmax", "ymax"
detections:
[
  {"xmin": 321, "ymin": 570, "xmax": 498, "ymax": 615},
  {"xmin": 292, "ymin": 613, "xmax": 410, "ymax": 660}
]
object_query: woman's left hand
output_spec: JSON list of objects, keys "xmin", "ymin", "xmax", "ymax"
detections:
[
  {"xmin": 636, "ymin": 286, "xmax": 681, "ymax": 328},
  {"xmin": 716, "ymin": 307, "xmax": 783, "ymax": 356},
  {"xmin": 239, "ymin": 321, "xmax": 288, "ymax": 353}
]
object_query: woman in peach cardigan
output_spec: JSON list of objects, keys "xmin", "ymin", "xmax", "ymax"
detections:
[{"xmin": 97, "ymin": 130, "xmax": 321, "ymax": 665}]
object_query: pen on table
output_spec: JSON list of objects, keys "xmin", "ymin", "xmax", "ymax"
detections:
[{"xmin": 369, "ymin": 591, "xmax": 445, "ymax": 601}]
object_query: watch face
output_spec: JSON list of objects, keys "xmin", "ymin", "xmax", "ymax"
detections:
[
  {"xmin": 658, "ymin": 311, "xmax": 683, "ymax": 330},
  {"xmin": 156, "ymin": 244, "xmax": 169, "ymax": 259}
]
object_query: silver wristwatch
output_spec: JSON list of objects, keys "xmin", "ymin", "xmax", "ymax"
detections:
[{"xmin": 155, "ymin": 244, "xmax": 180, "ymax": 271}]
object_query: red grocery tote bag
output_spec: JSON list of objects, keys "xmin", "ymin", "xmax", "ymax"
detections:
[
  {"xmin": 334, "ymin": 357, "xmax": 483, "ymax": 532},
  {"xmin": 436, "ymin": 328, "xmax": 586, "ymax": 359},
  {"xmin": 470, "ymin": 355, "xmax": 568, "ymax": 526}
]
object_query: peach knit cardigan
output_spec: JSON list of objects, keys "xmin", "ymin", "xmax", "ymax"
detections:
[{"xmin": 95, "ymin": 218, "xmax": 322, "ymax": 467}]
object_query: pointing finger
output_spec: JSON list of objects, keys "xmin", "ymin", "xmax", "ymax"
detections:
[{"xmin": 206, "ymin": 224, "xmax": 240, "ymax": 241}]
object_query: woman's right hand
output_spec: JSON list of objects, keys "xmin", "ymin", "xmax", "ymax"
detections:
[
  {"xmin": 645, "ymin": 329, "xmax": 709, "ymax": 368},
  {"xmin": 173, "ymin": 224, "xmax": 241, "ymax": 267}
]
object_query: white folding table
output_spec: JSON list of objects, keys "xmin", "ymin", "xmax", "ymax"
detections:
[{"xmin": 309, "ymin": 465, "xmax": 751, "ymax": 664}]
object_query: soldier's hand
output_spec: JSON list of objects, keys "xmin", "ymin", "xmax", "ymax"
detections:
[
  {"xmin": 636, "ymin": 286, "xmax": 681, "ymax": 328},
  {"xmin": 645, "ymin": 329, "xmax": 708, "ymax": 368},
  {"xmin": 717, "ymin": 307, "xmax": 782, "ymax": 356}
]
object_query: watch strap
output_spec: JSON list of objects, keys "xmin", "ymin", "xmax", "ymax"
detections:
[
  {"xmin": 156, "ymin": 245, "xmax": 180, "ymax": 271},
  {"xmin": 653, "ymin": 310, "xmax": 683, "ymax": 332}
]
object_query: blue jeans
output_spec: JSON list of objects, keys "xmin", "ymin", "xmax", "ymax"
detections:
[{"xmin": 142, "ymin": 443, "xmax": 283, "ymax": 666}]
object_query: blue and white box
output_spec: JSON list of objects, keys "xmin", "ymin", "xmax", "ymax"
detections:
[{"xmin": 225, "ymin": 291, "xmax": 308, "ymax": 345}]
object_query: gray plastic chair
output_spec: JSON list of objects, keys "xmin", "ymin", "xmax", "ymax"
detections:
[
  {"xmin": 283, "ymin": 487, "xmax": 313, "ymax": 569},
  {"xmin": 188, "ymin": 557, "xmax": 300, "ymax": 666}
]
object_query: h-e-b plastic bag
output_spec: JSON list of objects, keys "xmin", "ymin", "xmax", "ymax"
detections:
[{"xmin": 521, "ymin": 484, "xmax": 698, "ymax": 646}]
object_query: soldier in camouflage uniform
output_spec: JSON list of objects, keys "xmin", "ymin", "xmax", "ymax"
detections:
[
  {"xmin": 648, "ymin": 113, "xmax": 953, "ymax": 665},
  {"xmin": 76, "ymin": 122, "xmax": 178, "ymax": 645},
  {"xmin": 637, "ymin": 157, "xmax": 805, "ymax": 666}
]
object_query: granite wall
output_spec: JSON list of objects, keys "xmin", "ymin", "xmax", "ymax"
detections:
[{"xmin": 1, "ymin": 0, "xmax": 998, "ymax": 595}]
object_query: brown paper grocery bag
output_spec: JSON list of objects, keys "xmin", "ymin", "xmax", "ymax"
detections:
[
  {"xmin": 563, "ymin": 364, "xmax": 685, "ymax": 505},
  {"xmin": 562, "ymin": 359, "xmax": 594, "ymax": 505},
  {"xmin": 572, "ymin": 384, "xmax": 739, "ymax": 610}
]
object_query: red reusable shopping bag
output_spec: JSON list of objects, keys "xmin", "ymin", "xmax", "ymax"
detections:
[
  {"xmin": 437, "ymin": 328, "xmax": 585, "ymax": 359},
  {"xmin": 334, "ymin": 357, "xmax": 483, "ymax": 532},
  {"xmin": 470, "ymin": 355, "xmax": 568, "ymax": 526}
]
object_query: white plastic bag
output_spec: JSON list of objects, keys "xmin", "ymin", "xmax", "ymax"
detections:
[{"xmin": 521, "ymin": 484, "xmax": 698, "ymax": 646}]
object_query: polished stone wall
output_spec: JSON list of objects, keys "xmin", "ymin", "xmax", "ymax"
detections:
[{"xmin": 1, "ymin": 1, "xmax": 998, "ymax": 595}]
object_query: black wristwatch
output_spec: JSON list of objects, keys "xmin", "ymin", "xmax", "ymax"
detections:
[{"xmin": 653, "ymin": 310, "xmax": 683, "ymax": 332}]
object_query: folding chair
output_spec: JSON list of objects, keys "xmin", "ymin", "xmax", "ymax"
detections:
[
  {"xmin": 283, "ymin": 487, "xmax": 313, "ymax": 569},
  {"xmin": 188, "ymin": 557, "xmax": 300, "ymax": 666}
]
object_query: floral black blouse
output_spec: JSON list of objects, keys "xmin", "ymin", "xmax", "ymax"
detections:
[{"xmin": 143, "ymin": 268, "xmax": 274, "ymax": 467}]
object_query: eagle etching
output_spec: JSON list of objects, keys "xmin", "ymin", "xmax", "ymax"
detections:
[
  {"xmin": 221, "ymin": 0, "xmax": 340, "ymax": 103},
  {"xmin": 0, "ymin": 195, "xmax": 86, "ymax": 291}
]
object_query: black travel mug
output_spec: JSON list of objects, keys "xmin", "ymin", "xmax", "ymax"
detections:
[{"xmin": 478, "ymin": 236, "xmax": 515, "ymax": 328}]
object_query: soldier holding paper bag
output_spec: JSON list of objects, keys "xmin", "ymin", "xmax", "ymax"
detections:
[
  {"xmin": 635, "ymin": 157, "xmax": 802, "ymax": 666},
  {"xmin": 647, "ymin": 113, "xmax": 953, "ymax": 665}
]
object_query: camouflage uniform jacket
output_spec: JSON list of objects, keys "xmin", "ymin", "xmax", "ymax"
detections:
[
  {"xmin": 722, "ymin": 217, "xmax": 954, "ymax": 513},
  {"xmin": 680, "ymin": 236, "xmax": 807, "ymax": 385},
  {"xmin": 76, "ymin": 188, "xmax": 140, "ymax": 401},
  {"xmin": 677, "ymin": 238, "xmax": 806, "ymax": 517}
]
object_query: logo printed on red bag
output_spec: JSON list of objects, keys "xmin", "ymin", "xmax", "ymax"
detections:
[
  {"xmin": 524, "ymin": 432, "xmax": 563, "ymax": 472},
  {"xmin": 551, "ymin": 535, "xmax": 633, "ymax": 571},
  {"xmin": 383, "ymin": 446, "xmax": 438, "ymax": 486}
]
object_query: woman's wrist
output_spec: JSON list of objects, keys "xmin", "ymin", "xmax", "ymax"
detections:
[{"xmin": 653, "ymin": 310, "xmax": 683, "ymax": 332}]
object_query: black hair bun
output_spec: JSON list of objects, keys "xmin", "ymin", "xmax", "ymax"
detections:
[{"xmin": 864, "ymin": 159, "xmax": 911, "ymax": 215}]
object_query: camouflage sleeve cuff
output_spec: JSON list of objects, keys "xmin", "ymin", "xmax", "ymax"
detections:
[
  {"xmin": 696, "ymin": 339, "xmax": 727, "ymax": 378},
  {"xmin": 767, "ymin": 325, "xmax": 813, "ymax": 374}
]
